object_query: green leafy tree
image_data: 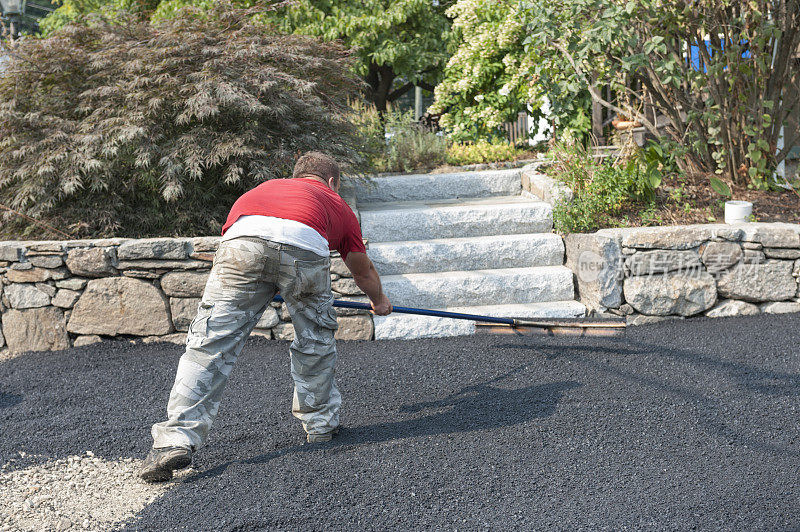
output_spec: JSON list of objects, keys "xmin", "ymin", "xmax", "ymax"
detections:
[
  {"xmin": 274, "ymin": 0, "xmax": 454, "ymax": 113},
  {"xmin": 525, "ymin": 0, "xmax": 800, "ymax": 186},
  {"xmin": 38, "ymin": 0, "xmax": 163, "ymax": 34},
  {"xmin": 430, "ymin": 0, "xmax": 540, "ymax": 141},
  {"xmin": 0, "ymin": 3, "xmax": 363, "ymax": 239}
]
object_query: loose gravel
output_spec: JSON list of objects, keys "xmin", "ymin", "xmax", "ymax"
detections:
[
  {"xmin": 0, "ymin": 452, "xmax": 191, "ymax": 531},
  {"xmin": 1, "ymin": 313, "xmax": 799, "ymax": 530}
]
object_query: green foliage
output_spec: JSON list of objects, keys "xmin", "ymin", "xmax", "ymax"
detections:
[
  {"xmin": 39, "ymin": 0, "xmax": 165, "ymax": 34},
  {"xmin": 385, "ymin": 122, "xmax": 448, "ymax": 174},
  {"xmin": 431, "ymin": 0, "xmax": 537, "ymax": 141},
  {"xmin": 0, "ymin": 3, "xmax": 364, "ymax": 239},
  {"xmin": 523, "ymin": 0, "xmax": 800, "ymax": 187},
  {"xmin": 709, "ymin": 177, "xmax": 732, "ymax": 198},
  {"xmin": 446, "ymin": 139, "xmax": 523, "ymax": 166},
  {"xmin": 352, "ymin": 105, "xmax": 447, "ymax": 173},
  {"xmin": 549, "ymin": 143, "xmax": 662, "ymax": 233},
  {"xmin": 274, "ymin": 0, "xmax": 454, "ymax": 112},
  {"xmin": 40, "ymin": 0, "xmax": 453, "ymax": 113}
]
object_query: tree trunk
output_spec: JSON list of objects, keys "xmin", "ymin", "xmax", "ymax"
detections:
[{"xmin": 365, "ymin": 63, "xmax": 396, "ymax": 114}]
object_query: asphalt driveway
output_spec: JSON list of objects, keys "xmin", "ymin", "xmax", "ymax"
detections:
[{"xmin": 1, "ymin": 313, "xmax": 799, "ymax": 530}]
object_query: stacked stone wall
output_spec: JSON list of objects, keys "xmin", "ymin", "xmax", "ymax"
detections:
[
  {"xmin": 565, "ymin": 223, "xmax": 800, "ymax": 324},
  {"xmin": 0, "ymin": 237, "xmax": 372, "ymax": 355}
]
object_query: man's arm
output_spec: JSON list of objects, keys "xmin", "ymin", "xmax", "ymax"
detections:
[{"xmin": 343, "ymin": 252, "xmax": 392, "ymax": 316}]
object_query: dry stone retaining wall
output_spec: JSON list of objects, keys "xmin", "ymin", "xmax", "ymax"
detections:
[
  {"xmin": 565, "ymin": 223, "xmax": 800, "ymax": 324},
  {"xmin": 0, "ymin": 237, "xmax": 372, "ymax": 355}
]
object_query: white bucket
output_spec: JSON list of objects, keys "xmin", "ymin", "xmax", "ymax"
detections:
[{"xmin": 724, "ymin": 201, "xmax": 753, "ymax": 224}]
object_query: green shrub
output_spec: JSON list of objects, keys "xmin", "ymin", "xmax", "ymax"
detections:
[
  {"xmin": 549, "ymin": 143, "xmax": 662, "ymax": 234},
  {"xmin": 351, "ymin": 104, "xmax": 447, "ymax": 174},
  {"xmin": 384, "ymin": 113, "xmax": 448, "ymax": 174},
  {"xmin": 0, "ymin": 3, "xmax": 363, "ymax": 239},
  {"xmin": 446, "ymin": 139, "xmax": 525, "ymax": 166}
]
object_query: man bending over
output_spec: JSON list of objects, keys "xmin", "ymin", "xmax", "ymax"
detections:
[{"xmin": 140, "ymin": 151, "xmax": 392, "ymax": 482}]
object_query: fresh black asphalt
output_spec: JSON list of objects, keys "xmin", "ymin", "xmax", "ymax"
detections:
[{"xmin": 1, "ymin": 313, "xmax": 799, "ymax": 531}]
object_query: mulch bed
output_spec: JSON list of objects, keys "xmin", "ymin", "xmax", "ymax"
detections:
[{"xmin": 625, "ymin": 172, "xmax": 800, "ymax": 226}]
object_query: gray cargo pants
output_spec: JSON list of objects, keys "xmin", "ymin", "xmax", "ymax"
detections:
[{"xmin": 151, "ymin": 236, "xmax": 341, "ymax": 450}]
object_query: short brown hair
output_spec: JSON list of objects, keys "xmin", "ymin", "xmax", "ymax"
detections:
[{"xmin": 292, "ymin": 151, "xmax": 340, "ymax": 184}]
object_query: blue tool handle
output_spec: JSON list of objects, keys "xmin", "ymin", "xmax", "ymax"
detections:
[{"xmin": 272, "ymin": 295, "xmax": 515, "ymax": 325}]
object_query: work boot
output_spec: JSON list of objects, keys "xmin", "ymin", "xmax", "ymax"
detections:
[
  {"xmin": 139, "ymin": 446, "xmax": 192, "ymax": 482},
  {"xmin": 306, "ymin": 426, "xmax": 339, "ymax": 443}
]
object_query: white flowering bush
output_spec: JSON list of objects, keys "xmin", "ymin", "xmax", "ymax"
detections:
[{"xmin": 430, "ymin": 0, "xmax": 540, "ymax": 141}]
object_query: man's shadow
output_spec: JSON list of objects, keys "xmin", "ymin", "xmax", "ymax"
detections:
[
  {"xmin": 339, "ymin": 379, "xmax": 581, "ymax": 445},
  {"xmin": 191, "ymin": 375, "xmax": 581, "ymax": 481}
]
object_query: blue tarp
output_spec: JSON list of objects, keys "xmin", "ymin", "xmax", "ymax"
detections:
[{"xmin": 689, "ymin": 40, "xmax": 752, "ymax": 71}]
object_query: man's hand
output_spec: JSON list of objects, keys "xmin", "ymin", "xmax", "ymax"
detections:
[{"xmin": 371, "ymin": 293, "xmax": 393, "ymax": 316}]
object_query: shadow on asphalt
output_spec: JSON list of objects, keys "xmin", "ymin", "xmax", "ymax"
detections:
[
  {"xmin": 0, "ymin": 391, "xmax": 23, "ymax": 409},
  {"xmin": 183, "ymin": 376, "xmax": 581, "ymax": 483},
  {"xmin": 499, "ymin": 336, "xmax": 800, "ymax": 457}
]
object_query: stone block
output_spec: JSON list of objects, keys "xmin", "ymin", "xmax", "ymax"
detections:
[
  {"xmin": 66, "ymin": 248, "xmax": 116, "ymax": 277},
  {"xmin": 279, "ymin": 304, "xmax": 291, "ymax": 321},
  {"xmin": 330, "ymin": 257, "xmax": 350, "ymax": 277},
  {"xmin": 626, "ymin": 250, "xmax": 702, "ymax": 276},
  {"xmin": 0, "ymin": 321, "xmax": 4, "ymax": 348},
  {"xmin": 0, "ymin": 243, "xmax": 24, "ymax": 262},
  {"xmin": 273, "ymin": 322, "xmax": 295, "ymax": 340},
  {"xmin": 711, "ymin": 227, "xmax": 744, "ymax": 241},
  {"xmin": 169, "ymin": 297, "xmax": 201, "ymax": 331},
  {"xmin": 10, "ymin": 262, "xmax": 32, "ymax": 270},
  {"xmin": 68, "ymin": 277, "xmax": 173, "ymax": 336},
  {"xmin": 2, "ymin": 307, "xmax": 70, "ymax": 354},
  {"xmin": 256, "ymin": 306, "xmax": 279, "ymax": 329},
  {"xmin": 716, "ymin": 260, "xmax": 796, "ymax": 302},
  {"xmin": 624, "ymin": 271, "xmax": 717, "ymax": 316},
  {"xmin": 739, "ymin": 224, "xmax": 800, "ymax": 248},
  {"xmin": 621, "ymin": 226, "xmax": 713, "ymax": 250},
  {"xmin": 116, "ymin": 260, "xmax": 209, "ymax": 270},
  {"xmin": 117, "ymin": 238, "xmax": 189, "ymax": 260},
  {"xmin": 35, "ymin": 283, "xmax": 57, "ymax": 297},
  {"xmin": 700, "ymin": 242, "xmax": 742, "ymax": 273},
  {"xmin": 190, "ymin": 236, "xmax": 221, "ymax": 252},
  {"xmin": 742, "ymin": 249, "xmax": 766, "ymax": 264},
  {"xmin": 5, "ymin": 284, "xmax": 51, "ymax": 309},
  {"xmin": 55, "ymin": 279, "xmax": 85, "ymax": 290},
  {"xmin": 6, "ymin": 267, "xmax": 67, "ymax": 283},
  {"xmin": 161, "ymin": 271, "xmax": 209, "ymax": 297},
  {"xmin": 760, "ymin": 301, "xmax": 800, "ymax": 314},
  {"xmin": 29, "ymin": 255, "xmax": 64, "ymax": 268},
  {"xmin": 334, "ymin": 315, "xmax": 374, "ymax": 340},
  {"xmin": 705, "ymin": 299, "xmax": 760, "ymax": 318},
  {"xmin": 73, "ymin": 335, "xmax": 103, "ymax": 347},
  {"xmin": 331, "ymin": 278, "xmax": 364, "ymax": 296},
  {"xmin": 764, "ymin": 248, "xmax": 800, "ymax": 259},
  {"xmin": 742, "ymin": 242, "xmax": 763, "ymax": 250},
  {"xmin": 251, "ymin": 329, "xmax": 273, "ymax": 339},
  {"xmin": 795, "ymin": 259, "xmax": 800, "ymax": 277},
  {"xmin": 564, "ymin": 233, "xmax": 624, "ymax": 311},
  {"xmin": 123, "ymin": 270, "xmax": 162, "ymax": 279},
  {"xmin": 521, "ymin": 168, "xmax": 573, "ymax": 205},
  {"xmin": 26, "ymin": 242, "xmax": 66, "ymax": 252}
]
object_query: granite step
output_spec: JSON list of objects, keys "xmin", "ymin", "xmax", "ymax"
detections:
[
  {"xmin": 356, "ymin": 168, "xmax": 522, "ymax": 203},
  {"xmin": 380, "ymin": 266, "xmax": 575, "ymax": 309},
  {"xmin": 360, "ymin": 195, "xmax": 553, "ymax": 243},
  {"xmin": 368, "ymin": 233, "xmax": 564, "ymax": 275},
  {"xmin": 373, "ymin": 301, "xmax": 587, "ymax": 340}
]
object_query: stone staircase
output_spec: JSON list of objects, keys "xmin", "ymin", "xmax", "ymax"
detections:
[{"xmin": 356, "ymin": 168, "xmax": 585, "ymax": 339}]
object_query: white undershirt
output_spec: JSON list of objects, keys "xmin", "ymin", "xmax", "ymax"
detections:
[{"xmin": 221, "ymin": 215, "xmax": 330, "ymax": 257}]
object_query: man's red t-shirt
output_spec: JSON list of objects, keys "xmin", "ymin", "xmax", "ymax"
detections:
[{"xmin": 221, "ymin": 178, "xmax": 366, "ymax": 260}]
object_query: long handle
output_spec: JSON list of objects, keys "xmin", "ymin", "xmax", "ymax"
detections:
[{"xmin": 272, "ymin": 296, "xmax": 626, "ymax": 330}]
